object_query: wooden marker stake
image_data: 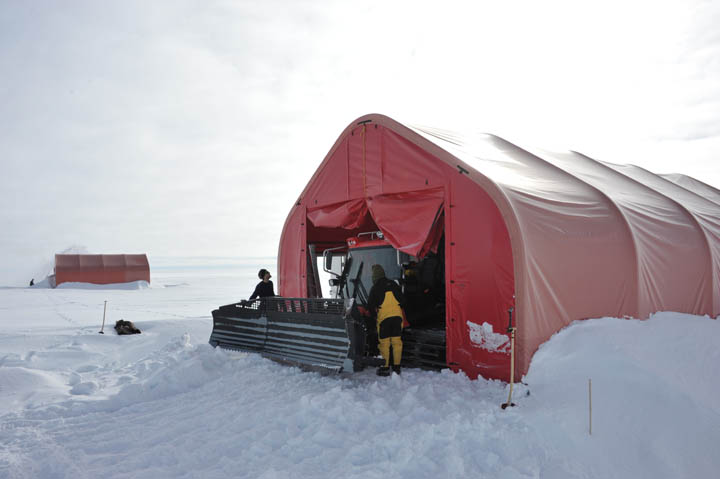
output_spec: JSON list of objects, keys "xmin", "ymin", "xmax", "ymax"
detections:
[{"xmin": 99, "ymin": 300, "xmax": 107, "ymax": 334}]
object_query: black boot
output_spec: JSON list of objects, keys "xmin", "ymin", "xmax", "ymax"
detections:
[
  {"xmin": 392, "ymin": 365, "xmax": 401, "ymax": 375},
  {"xmin": 376, "ymin": 366, "xmax": 390, "ymax": 377}
]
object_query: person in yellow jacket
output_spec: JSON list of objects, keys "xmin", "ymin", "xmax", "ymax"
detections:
[{"xmin": 367, "ymin": 264, "xmax": 405, "ymax": 376}]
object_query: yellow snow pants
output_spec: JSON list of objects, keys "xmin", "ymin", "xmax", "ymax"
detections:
[{"xmin": 377, "ymin": 315, "xmax": 403, "ymax": 367}]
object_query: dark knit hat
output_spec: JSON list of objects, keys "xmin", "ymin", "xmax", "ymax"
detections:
[
  {"xmin": 258, "ymin": 268, "xmax": 270, "ymax": 279},
  {"xmin": 371, "ymin": 264, "xmax": 386, "ymax": 284}
]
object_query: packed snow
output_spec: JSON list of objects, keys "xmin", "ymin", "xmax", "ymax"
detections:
[{"xmin": 1, "ymin": 259, "xmax": 718, "ymax": 478}]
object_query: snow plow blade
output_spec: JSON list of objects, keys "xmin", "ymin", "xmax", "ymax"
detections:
[
  {"xmin": 209, "ymin": 297, "xmax": 370, "ymax": 373},
  {"xmin": 210, "ymin": 297, "xmax": 447, "ymax": 373}
]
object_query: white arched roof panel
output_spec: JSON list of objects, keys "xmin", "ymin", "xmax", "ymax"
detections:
[
  {"xmin": 529, "ymin": 150, "xmax": 713, "ymax": 317},
  {"xmin": 661, "ymin": 174, "xmax": 720, "ymax": 206},
  {"xmin": 606, "ymin": 163, "xmax": 720, "ymax": 316}
]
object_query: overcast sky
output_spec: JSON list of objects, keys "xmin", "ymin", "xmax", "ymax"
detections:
[{"xmin": 1, "ymin": 0, "xmax": 719, "ymax": 285}]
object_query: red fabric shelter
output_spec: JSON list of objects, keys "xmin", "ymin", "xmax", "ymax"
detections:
[
  {"xmin": 278, "ymin": 114, "xmax": 720, "ymax": 381},
  {"xmin": 55, "ymin": 254, "xmax": 150, "ymax": 286}
]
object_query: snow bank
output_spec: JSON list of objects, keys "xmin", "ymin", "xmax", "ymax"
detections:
[
  {"xmin": 28, "ymin": 276, "xmax": 53, "ymax": 289},
  {"xmin": 522, "ymin": 313, "xmax": 720, "ymax": 478},
  {"xmin": 1, "ymin": 266, "xmax": 719, "ymax": 479},
  {"xmin": 56, "ymin": 280, "xmax": 150, "ymax": 290}
]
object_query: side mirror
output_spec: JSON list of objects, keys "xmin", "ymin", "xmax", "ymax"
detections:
[{"xmin": 323, "ymin": 249, "xmax": 333, "ymax": 272}]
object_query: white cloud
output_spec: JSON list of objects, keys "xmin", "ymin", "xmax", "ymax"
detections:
[{"xmin": 1, "ymin": 0, "xmax": 718, "ymax": 285}]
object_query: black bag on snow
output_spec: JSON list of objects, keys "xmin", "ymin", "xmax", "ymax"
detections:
[{"xmin": 115, "ymin": 319, "xmax": 141, "ymax": 335}]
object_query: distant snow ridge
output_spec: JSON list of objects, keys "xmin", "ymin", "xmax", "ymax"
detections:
[
  {"xmin": 467, "ymin": 321, "xmax": 510, "ymax": 352},
  {"xmin": 57, "ymin": 245, "xmax": 89, "ymax": 255}
]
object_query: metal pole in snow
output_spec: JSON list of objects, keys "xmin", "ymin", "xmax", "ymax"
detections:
[
  {"xmin": 589, "ymin": 378, "xmax": 592, "ymax": 435},
  {"xmin": 99, "ymin": 300, "xmax": 107, "ymax": 334},
  {"xmin": 501, "ymin": 307, "xmax": 516, "ymax": 409}
]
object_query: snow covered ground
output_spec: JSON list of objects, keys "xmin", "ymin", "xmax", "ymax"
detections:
[{"xmin": 1, "ymin": 259, "xmax": 718, "ymax": 479}]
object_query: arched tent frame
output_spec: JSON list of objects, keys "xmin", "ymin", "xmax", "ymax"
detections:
[{"xmin": 278, "ymin": 114, "xmax": 720, "ymax": 381}]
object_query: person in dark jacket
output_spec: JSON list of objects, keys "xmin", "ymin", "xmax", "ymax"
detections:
[
  {"xmin": 249, "ymin": 268, "xmax": 275, "ymax": 299},
  {"xmin": 367, "ymin": 264, "xmax": 405, "ymax": 376}
]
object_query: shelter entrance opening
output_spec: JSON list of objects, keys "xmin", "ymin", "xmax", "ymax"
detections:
[{"xmin": 318, "ymin": 231, "xmax": 446, "ymax": 370}]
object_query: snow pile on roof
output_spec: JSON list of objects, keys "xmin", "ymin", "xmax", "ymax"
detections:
[{"xmin": 0, "ymin": 266, "xmax": 718, "ymax": 478}]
